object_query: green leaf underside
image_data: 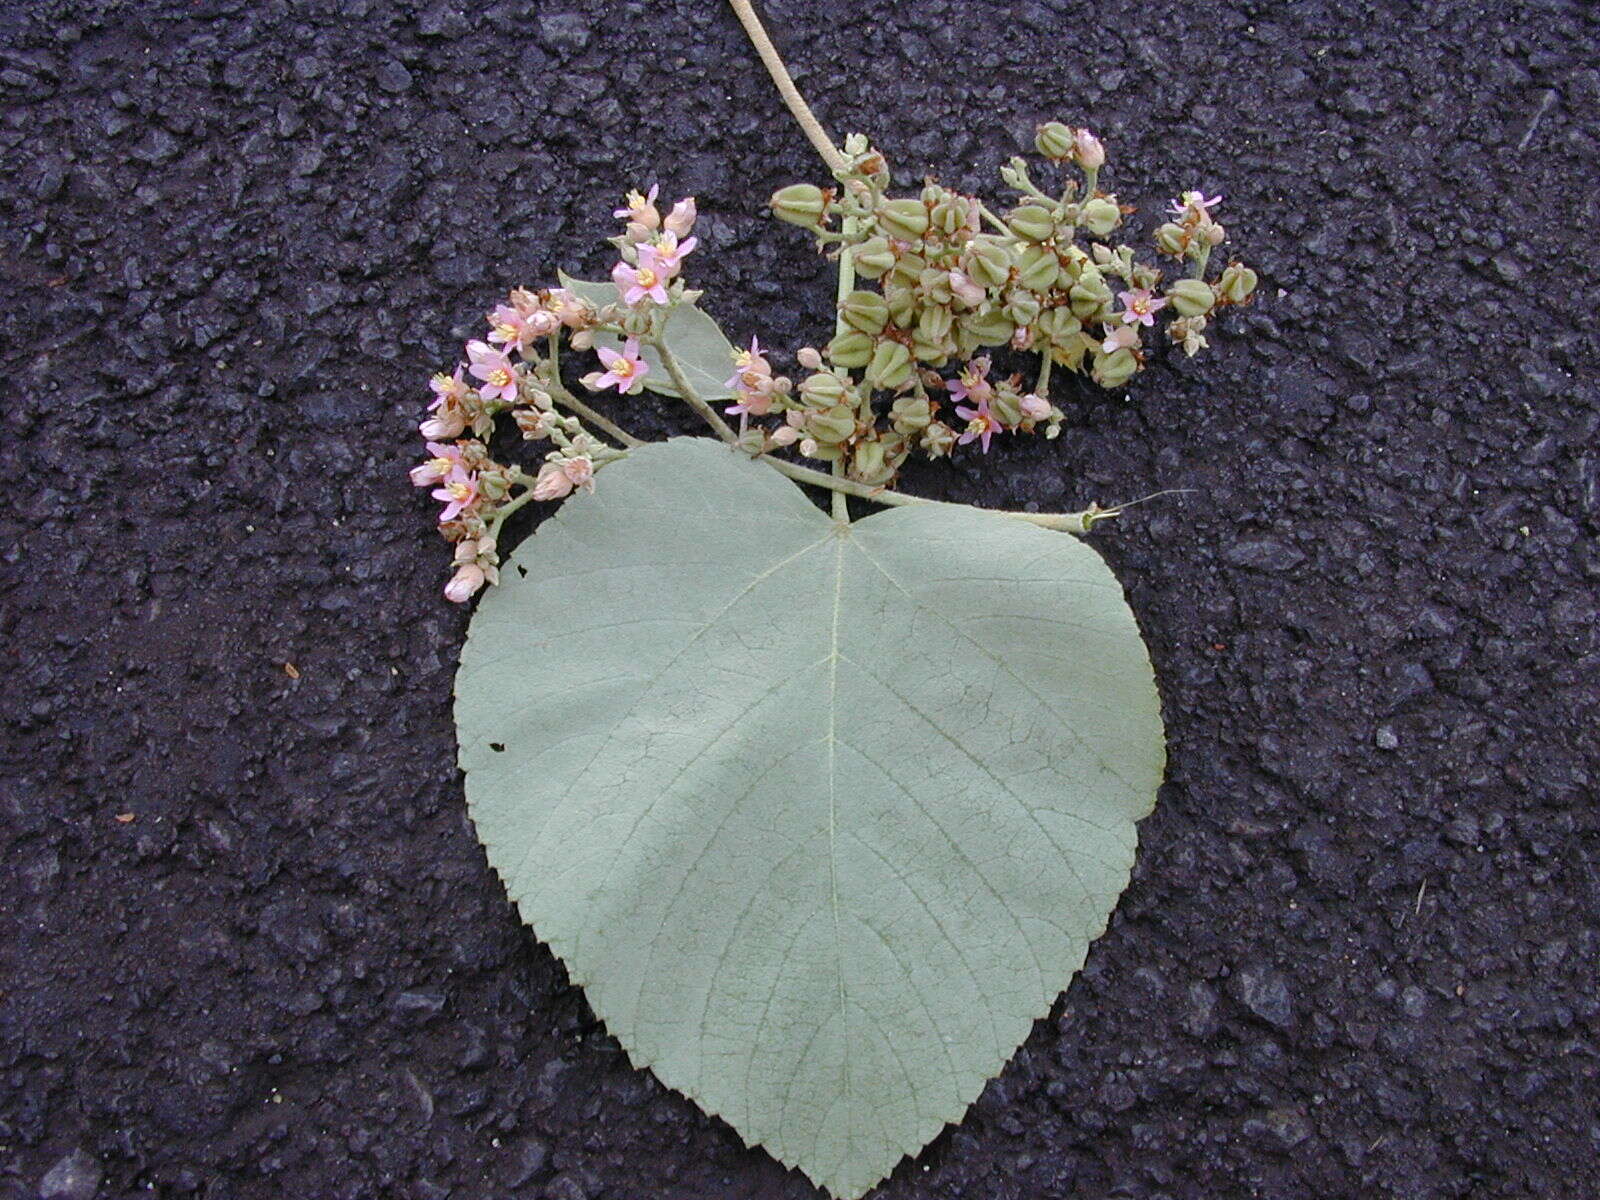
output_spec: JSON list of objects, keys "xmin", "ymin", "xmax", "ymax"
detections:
[
  {"xmin": 558, "ymin": 271, "xmax": 738, "ymax": 400},
  {"xmin": 456, "ymin": 438, "xmax": 1164, "ymax": 1199}
]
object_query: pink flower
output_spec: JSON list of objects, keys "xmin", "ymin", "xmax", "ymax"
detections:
[
  {"xmin": 1117, "ymin": 289, "xmax": 1167, "ymax": 327},
  {"xmin": 419, "ymin": 408, "xmax": 465, "ymax": 440},
  {"xmin": 561, "ymin": 455, "xmax": 595, "ymax": 493},
  {"xmin": 532, "ymin": 460, "xmax": 574, "ymax": 500},
  {"xmin": 467, "ymin": 340, "xmax": 519, "ymax": 403},
  {"xmin": 585, "ymin": 337, "xmax": 650, "ymax": 394},
  {"xmin": 947, "ymin": 356, "xmax": 994, "ymax": 406},
  {"xmin": 1169, "ymin": 190, "xmax": 1222, "ymax": 220},
  {"xmin": 725, "ymin": 337, "xmax": 779, "ymax": 416},
  {"xmin": 1102, "ymin": 324, "xmax": 1140, "ymax": 353},
  {"xmin": 444, "ymin": 562, "xmax": 486, "ymax": 603},
  {"xmin": 651, "ymin": 231, "xmax": 698, "ymax": 274},
  {"xmin": 664, "ymin": 197, "xmax": 697, "ymax": 238},
  {"xmin": 488, "ymin": 304, "xmax": 558, "ymax": 353},
  {"xmin": 429, "ymin": 366, "xmax": 468, "ymax": 409},
  {"xmin": 612, "ymin": 246, "xmax": 671, "ymax": 306},
  {"xmin": 409, "ymin": 440, "xmax": 465, "ymax": 487},
  {"xmin": 432, "ymin": 467, "xmax": 479, "ymax": 522},
  {"xmin": 614, "ymin": 185, "xmax": 660, "ymax": 223},
  {"xmin": 1020, "ymin": 393, "xmax": 1051, "ymax": 420},
  {"xmin": 955, "ymin": 396, "xmax": 1002, "ymax": 453},
  {"xmin": 1073, "ymin": 128, "xmax": 1105, "ymax": 170}
]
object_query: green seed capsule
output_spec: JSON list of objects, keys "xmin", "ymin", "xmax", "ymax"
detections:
[
  {"xmin": 962, "ymin": 235, "xmax": 1014, "ymax": 290},
  {"xmin": 852, "ymin": 236, "xmax": 897, "ymax": 279},
  {"xmin": 1079, "ymin": 197, "xmax": 1121, "ymax": 236},
  {"xmin": 1166, "ymin": 277, "xmax": 1217, "ymax": 318},
  {"xmin": 1035, "ymin": 121, "xmax": 1075, "ymax": 162},
  {"xmin": 807, "ymin": 405, "xmax": 858, "ymax": 444},
  {"xmin": 876, "ymin": 198, "xmax": 930, "ymax": 241},
  {"xmin": 1015, "ymin": 244, "xmax": 1061, "ymax": 292},
  {"xmin": 840, "ymin": 289, "xmax": 890, "ymax": 336},
  {"xmin": 1217, "ymin": 263, "xmax": 1259, "ymax": 304},
  {"xmin": 771, "ymin": 183, "xmax": 828, "ymax": 227},
  {"xmin": 865, "ymin": 339, "xmax": 913, "ymax": 390},
  {"xmin": 1008, "ymin": 204, "xmax": 1058, "ymax": 243},
  {"xmin": 1094, "ymin": 347, "xmax": 1138, "ymax": 389},
  {"xmin": 826, "ymin": 329, "xmax": 874, "ymax": 368}
]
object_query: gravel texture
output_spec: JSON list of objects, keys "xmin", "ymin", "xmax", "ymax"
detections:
[{"xmin": 3, "ymin": 1, "xmax": 1598, "ymax": 1198}]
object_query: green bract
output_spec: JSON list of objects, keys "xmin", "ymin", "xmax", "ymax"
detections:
[{"xmin": 456, "ymin": 438, "xmax": 1165, "ymax": 1199}]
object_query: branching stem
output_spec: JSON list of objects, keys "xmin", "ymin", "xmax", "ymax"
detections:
[{"xmin": 656, "ymin": 337, "xmax": 738, "ymax": 443}]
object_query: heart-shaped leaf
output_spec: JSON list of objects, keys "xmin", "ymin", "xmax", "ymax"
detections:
[
  {"xmin": 558, "ymin": 270, "xmax": 738, "ymax": 400},
  {"xmin": 456, "ymin": 438, "xmax": 1164, "ymax": 1198}
]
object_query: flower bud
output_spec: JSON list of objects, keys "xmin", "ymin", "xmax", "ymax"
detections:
[
  {"xmin": 1079, "ymin": 197, "xmax": 1121, "ymax": 236},
  {"xmin": 532, "ymin": 460, "xmax": 575, "ymax": 500},
  {"xmin": 420, "ymin": 412, "xmax": 465, "ymax": 440},
  {"xmin": 796, "ymin": 346, "xmax": 824, "ymax": 370},
  {"xmin": 947, "ymin": 269, "xmax": 986, "ymax": 307},
  {"xmin": 1035, "ymin": 121, "xmax": 1075, "ymax": 162},
  {"xmin": 444, "ymin": 563, "xmax": 486, "ymax": 603},
  {"xmin": 769, "ymin": 424, "xmax": 800, "ymax": 447},
  {"xmin": 1204, "ymin": 222, "xmax": 1227, "ymax": 246},
  {"xmin": 840, "ymin": 289, "xmax": 890, "ymax": 336},
  {"xmin": 807, "ymin": 405, "xmax": 858, "ymax": 444},
  {"xmin": 1015, "ymin": 243, "xmax": 1061, "ymax": 292},
  {"xmin": 962, "ymin": 235, "xmax": 1014, "ymax": 290},
  {"xmin": 865, "ymin": 338, "xmax": 913, "ymax": 390},
  {"xmin": 1217, "ymin": 263, "xmax": 1258, "ymax": 304},
  {"xmin": 890, "ymin": 395, "xmax": 932, "ymax": 433},
  {"xmin": 875, "ymin": 197, "xmax": 930, "ymax": 241},
  {"xmin": 1155, "ymin": 222, "xmax": 1188, "ymax": 256},
  {"xmin": 1093, "ymin": 347, "xmax": 1138, "ymax": 389},
  {"xmin": 1165, "ymin": 278, "xmax": 1216, "ymax": 318},
  {"xmin": 1007, "ymin": 204, "xmax": 1057, "ymax": 243},
  {"xmin": 1020, "ymin": 392, "xmax": 1051, "ymax": 420},
  {"xmin": 664, "ymin": 197, "xmax": 697, "ymax": 238},
  {"xmin": 852, "ymin": 236, "xmax": 897, "ymax": 279},
  {"xmin": 771, "ymin": 183, "xmax": 829, "ymax": 227},
  {"xmin": 799, "ymin": 371, "xmax": 850, "ymax": 406},
  {"xmin": 825, "ymin": 329, "xmax": 874, "ymax": 368},
  {"xmin": 1072, "ymin": 128, "xmax": 1105, "ymax": 170}
]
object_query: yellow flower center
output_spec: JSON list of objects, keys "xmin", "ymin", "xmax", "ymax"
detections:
[
  {"xmin": 636, "ymin": 267, "xmax": 658, "ymax": 288},
  {"xmin": 488, "ymin": 367, "xmax": 513, "ymax": 388},
  {"xmin": 429, "ymin": 456, "xmax": 453, "ymax": 474},
  {"xmin": 613, "ymin": 359, "xmax": 636, "ymax": 378},
  {"xmin": 495, "ymin": 322, "xmax": 520, "ymax": 343},
  {"xmin": 447, "ymin": 481, "xmax": 472, "ymax": 501}
]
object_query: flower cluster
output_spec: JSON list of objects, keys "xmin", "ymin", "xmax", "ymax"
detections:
[
  {"xmin": 410, "ymin": 188, "xmax": 704, "ymax": 602},
  {"xmin": 756, "ymin": 125, "xmax": 1258, "ymax": 483},
  {"xmin": 409, "ymin": 285, "xmax": 622, "ymax": 602}
]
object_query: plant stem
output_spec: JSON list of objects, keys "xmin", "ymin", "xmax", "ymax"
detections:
[
  {"xmin": 759, "ymin": 455, "xmax": 1110, "ymax": 534},
  {"xmin": 656, "ymin": 337, "xmax": 738, "ymax": 443},
  {"xmin": 726, "ymin": 0, "xmax": 849, "ymax": 175},
  {"xmin": 975, "ymin": 201, "xmax": 1013, "ymax": 236},
  {"xmin": 553, "ymin": 390, "xmax": 645, "ymax": 448},
  {"xmin": 1035, "ymin": 351, "xmax": 1053, "ymax": 397},
  {"xmin": 487, "ymin": 485, "xmax": 540, "ymax": 537},
  {"xmin": 1190, "ymin": 245, "xmax": 1212, "ymax": 279}
]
